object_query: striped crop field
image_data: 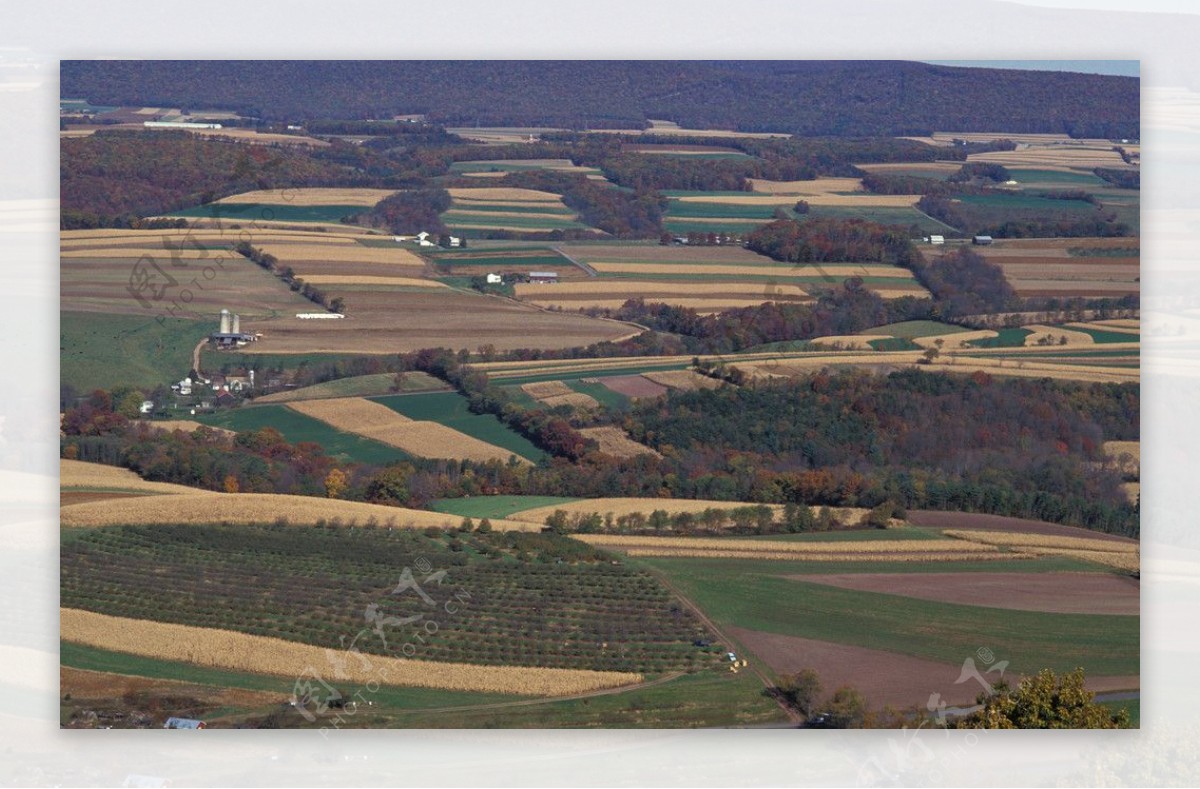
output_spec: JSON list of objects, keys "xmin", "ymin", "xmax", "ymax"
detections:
[
  {"xmin": 287, "ymin": 397, "xmax": 530, "ymax": 464},
  {"xmin": 214, "ymin": 188, "xmax": 398, "ymax": 207},
  {"xmin": 293, "ymin": 275, "xmax": 445, "ymax": 288},
  {"xmin": 59, "ymin": 491, "xmax": 542, "ymax": 531},
  {"xmin": 942, "ymin": 529, "xmax": 1138, "ymax": 554},
  {"xmin": 61, "ymin": 609, "xmax": 640, "ymax": 696}
]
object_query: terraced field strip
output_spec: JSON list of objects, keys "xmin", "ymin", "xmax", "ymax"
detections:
[
  {"xmin": 287, "ymin": 397, "xmax": 529, "ymax": 464},
  {"xmin": 514, "ymin": 281, "xmax": 809, "ymax": 300},
  {"xmin": 60, "ymin": 459, "xmax": 213, "ymax": 496},
  {"xmin": 745, "ymin": 177, "xmax": 866, "ymax": 195},
  {"xmin": 167, "ymin": 203, "xmax": 366, "ymax": 224},
  {"xmin": 676, "ymin": 193, "xmax": 919, "ymax": 207},
  {"xmin": 255, "ymin": 372, "xmax": 448, "ymax": 404},
  {"xmin": 967, "ymin": 147, "xmax": 1134, "ymax": 169},
  {"xmin": 578, "ymin": 426, "xmax": 662, "ymax": 459},
  {"xmin": 61, "ymin": 609, "xmax": 640, "ymax": 696},
  {"xmin": 587, "ymin": 261, "xmax": 916, "ymax": 279},
  {"xmin": 295, "ymin": 275, "xmax": 445, "ymax": 287},
  {"xmin": 256, "ymin": 242, "xmax": 428, "ymax": 267},
  {"xmin": 446, "ymin": 187, "xmax": 566, "ymax": 203},
  {"xmin": 943, "ymin": 529, "xmax": 1138, "ymax": 553},
  {"xmin": 640, "ymin": 370, "xmax": 724, "ymax": 391},
  {"xmin": 60, "ymin": 491, "xmax": 542, "ymax": 530},
  {"xmin": 215, "ymin": 188, "xmax": 398, "ymax": 207},
  {"xmin": 576, "ymin": 534, "xmax": 1005, "ymax": 561}
]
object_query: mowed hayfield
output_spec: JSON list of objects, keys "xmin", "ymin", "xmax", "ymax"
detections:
[
  {"xmin": 449, "ymin": 159, "xmax": 606, "ymax": 180},
  {"xmin": 253, "ymin": 371, "xmax": 447, "ymax": 403},
  {"xmin": 61, "ymin": 247, "xmax": 315, "ymax": 318},
  {"xmin": 60, "ymin": 490, "xmax": 543, "ymax": 531},
  {"xmin": 286, "ymin": 397, "xmax": 530, "ymax": 464},
  {"xmin": 967, "ymin": 145, "xmax": 1136, "ymax": 171},
  {"xmin": 61, "ymin": 609, "xmax": 639, "ymax": 696},
  {"xmin": 956, "ymin": 237, "xmax": 1140, "ymax": 299},
  {"xmin": 237, "ymin": 289, "xmax": 640, "ymax": 355},
  {"xmin": 370, "ymin": 391, "xmax": 546, "ymax": 462}
]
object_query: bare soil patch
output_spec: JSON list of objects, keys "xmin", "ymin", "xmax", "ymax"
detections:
[
  {"xmin": 595, "ymin": 374, "xmax": 670, "ymax": 399},
  {"xmin": 797, "ymin": 572, "xmax": 1138, "ymax": 615}
]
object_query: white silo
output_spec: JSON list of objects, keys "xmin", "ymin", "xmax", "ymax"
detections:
[
  {"xmin": 219, "ymin": 309, "xmax": 231, "ymax": 334},
  {"xmin": 231, "ymin": 313, "xmax": 241, "ymax": 334}
]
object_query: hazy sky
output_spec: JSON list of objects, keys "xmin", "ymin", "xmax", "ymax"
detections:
[{"xmin": 923, "ymin": 60, "xmax": 1139, "ymax": 77}]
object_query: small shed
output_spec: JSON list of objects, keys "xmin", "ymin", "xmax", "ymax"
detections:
[
  {"xmin": 138, "ymin": 400, "xmax": 154, "ymax": 415},
  {"xmin": 163, "ymin": 717, "xmax": 206, "ymax": 729},
  {"xmin": 485, "ymin": 273, "xmax": 502, "ymax": 284},
  {"xmin": 973, "ymin": 235, "xmax": 994, "ymax": 246},
  {"xmin": 528, "ymin": 271, "xmax": 559, "ymax": 284},
  {"xmin": 929, "ymin": 235, "xmax": 945, "ymax": 246}
]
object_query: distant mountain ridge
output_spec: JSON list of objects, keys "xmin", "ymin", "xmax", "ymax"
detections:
[{"xmin": 60, "ymin": 60, "xmax": 1139, "ymax": 139}]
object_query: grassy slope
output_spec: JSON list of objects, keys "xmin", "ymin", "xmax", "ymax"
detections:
[
  {"xmin": 196, "ymin": 404, "xmax": 410, "ymax": 465},
  {"xmin": 371, "ymin": 392, "xmax": 546, "ymax": 463},
  {"xmin": 62, "ymin": 311, "xmax": 210, "ymax": 392},
  {"xmin": 254, "ymin": 371, "xmax": 447, "ymax": 403},
  {"xmin": 642, "ymin": 556, "xmax": 1138, "ymax": 677},
  {"xmin": 430, "ymin": 495, "xmax": 581, "ymax": 519},
  {"xmin": 167, "ymin": 203, "xmax": 365, "ymax": 223},
  {"xmin": 865, "ymin": 320, "xmax": 971, "ymax": 339}
]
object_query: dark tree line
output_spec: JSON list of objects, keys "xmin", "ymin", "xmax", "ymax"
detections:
[{"xmin": 62, "ymin": 60, "xmax": 1140, "ymax": 139}]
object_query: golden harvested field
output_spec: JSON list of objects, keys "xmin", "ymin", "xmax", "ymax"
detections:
[
  {"xmin": 295, "ymin": 275, "xmax": 445, "ymax": 288},
  {"xmin": 1104, "ymin": 441, "xmax": 1141, "ymax": 466},
  {"xmin": 1072, "ymin": 320, "xmax": 1140, "ymax": 334},
  {"xmin": 286, "ymin": 397, "xmax": 527, "ymax": 464},
  {"xmin": 1009, "ymin": 548, "xmax": 1139, "ymax": 573},
  {"xmin": 740, "ymin": 353, "xmax": 1137, "ymax": 385},
  {"xmin": 60, "ymin": 491, "xmax": 542, "ymax": 531},
  {"xmin": 942, "ymin": 529, "xmax": 1138, "ymax": 554},
  {"xmin": 578, "ymin": 426, "xmax": 663, "ymax": 459},
  {"xmin": 60, "ymin": 459, "xmax": 213, "ymax": 495},
  {"xmin": 215, "ymin": 188, "xmax": 398, "ymax": 207},
  {"xmin": 60, "ymin": 609, "xmax": 639, "ymax": 696},
  {"xmin": 744, "ymin": 177, "xmax": 867, "ymax": 194},
  {"xmin": 515, "ymin": 281, "xmax": 809, "ymax": 298},
  {"xmin": 539, "ymin": 392, "xmax": 600, "ymax": 409},
  {"xmin": 865, "ymin": 285, "xmax": 932, "ymax": 298},
  {"xmin": 446, "ymin": 187, "xmax": 564, "ymax": 203},
  {"xmin": 149, "ymin": 420, "xmax": 237, "ymax": 437},
  {"xmin": 255, "ymin": 242, "xmax": 428, "ymax": 267},
  {"xmin": 60, "ymin": 229, "xmax": 359, "ymax": 249},
  {"xmin": 640, "ymin": 370, "xmax": 724, "ymax": 391}
]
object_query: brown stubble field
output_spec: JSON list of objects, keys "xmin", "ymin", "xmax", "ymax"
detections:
[{"xmin": 239, "ymin": 289, "xmax": 639, "ymax": 354}]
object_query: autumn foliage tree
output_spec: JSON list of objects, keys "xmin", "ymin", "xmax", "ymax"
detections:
[{"xmin": 953, "ymin": 668, "xmax": 1130, "ymax": 729}]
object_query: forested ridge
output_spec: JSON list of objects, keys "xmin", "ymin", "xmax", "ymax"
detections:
[{"xmin": 61, "ymin": 60, "xmax": 1139, "ymax": 138}]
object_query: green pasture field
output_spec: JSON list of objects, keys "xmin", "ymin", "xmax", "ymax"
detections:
[
  {"xmin": 370, "ymin": 391, "xmax": 546, "ymax": 463},
  {"xmin": 254, "ymin": 372, "xmax": 447, "ymax": 403},
  {"xmin": 1007, "ymin": 169, "xmax": 1108, "ymax": 187},
  {"xmin": 441, "ymin": 211, "xmax": 590, "ymax": 230},
  {"xmin": 965, "ymin": 328, "xmax": 1033, "ymax": 348},
  {"xmin": 61, "ymin": 311, "xmax": 210, "ymax": 393},
  {"xmin": 196, "ymin": 404, "xmax": 410, "ymax": 465},
  {"xmin": 640, "ymin": 556, "xmax": 1138, "ymax": 677},
  {"xmin": 864, "ymin": 320, "xmax": 971, "ymax": 339},
  {"xmin": 167, "ymin": 203, "xmax": 365, "ymax": 223}
]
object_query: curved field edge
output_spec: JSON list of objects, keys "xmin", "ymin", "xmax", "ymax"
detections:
[
  {"xmin": 61, "ymin": 608, "xmax": 642, "ymax": 697},
  {"xmin": 59, "ymin": 492, "xmax": 543, "ymax": 531}
]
